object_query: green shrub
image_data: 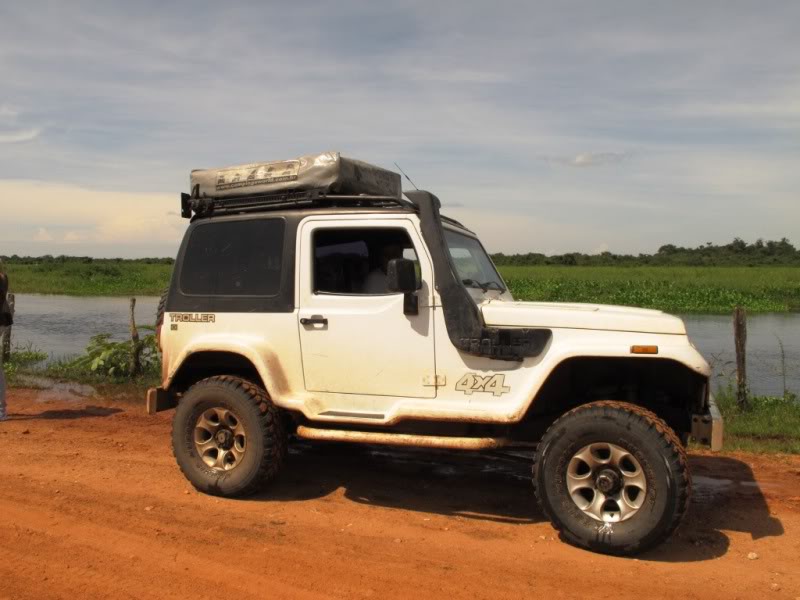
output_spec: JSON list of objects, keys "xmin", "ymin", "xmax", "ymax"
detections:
[
  {"xmin": 47, "ymin": 331, "xmax": 160, "ymax": 381},
  {"xmin": 6, "ymin": 333, "xmax": 161, "ymax": 385}
]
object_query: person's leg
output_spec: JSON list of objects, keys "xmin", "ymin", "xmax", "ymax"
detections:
[{"xmin": 0, "ymin": 358, "xmax": 7, "ymax": 421}]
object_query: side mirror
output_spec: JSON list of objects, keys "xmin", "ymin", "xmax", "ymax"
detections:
[
  {"xmin": 387, "ymin": 258, "xmax": 417, "ymax": 293},
  {"xmin": 387, "ymin": 258, "xmax": 419, "ymax": 315}
]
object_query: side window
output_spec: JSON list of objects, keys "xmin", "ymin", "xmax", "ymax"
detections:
[
  {"xmin": 313, "ymin": 228, "xmax": 419, "ymax": 295},
  {"xmin": 181, "ymin": 219, "xmax": 284, "ymax": 296}
]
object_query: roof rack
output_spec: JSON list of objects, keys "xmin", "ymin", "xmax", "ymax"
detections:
[
  {"xmin": 179, "ymin": 187, "xmax": 471, "ymax": 232},
  {"xmin": 181, "ymin": 188, "xmax": 417, "ymax": 219}
]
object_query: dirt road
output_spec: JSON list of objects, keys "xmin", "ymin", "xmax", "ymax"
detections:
[{"xmin": 1, "ymin": 388, "xmax": 799, "ymax": 600}]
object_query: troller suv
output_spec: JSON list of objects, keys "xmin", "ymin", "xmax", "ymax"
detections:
[{"xmin": 148, "ymin": 152, "xmax": 722, "ymax": 555}]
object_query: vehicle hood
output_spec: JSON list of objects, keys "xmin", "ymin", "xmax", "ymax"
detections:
[{"xmin": 481, "ymin": 300, "xmax": 686, "ymax": 335}]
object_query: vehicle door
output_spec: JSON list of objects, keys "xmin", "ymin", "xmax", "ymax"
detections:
[{"xmin": 297, "ymin": 218, "xmax": 436, "ymax": 398}]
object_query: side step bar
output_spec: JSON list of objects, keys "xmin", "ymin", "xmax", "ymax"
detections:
[{"xmin": 296, "ymin": 425, "xmax": 509, "ymax": 450}]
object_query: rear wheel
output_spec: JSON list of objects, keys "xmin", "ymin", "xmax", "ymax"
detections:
[
  {"xmin": 172, "ymin": 376, "xmax": 286, "ymax": 497},
  {"xmin": 533, "ymin": 401, "xmax": 690, "ymax": 555}
]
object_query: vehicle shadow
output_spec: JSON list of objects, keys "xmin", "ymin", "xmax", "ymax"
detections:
[
  {"xmin": 641, "ymin": 455, "xmax": 784, "ymax": 563},
  {"xmin": 8, "ymin": 406, "xmax": 123, "ymax": 420},
  {"xmin": 257, "ymin": 440, "xmax": 543, "ymax": 525},
  {"xmin": 256, "ymin": 443, "xmax": 785, "ymax": 561}
]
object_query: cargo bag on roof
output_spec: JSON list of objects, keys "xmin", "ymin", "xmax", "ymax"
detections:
[{"xmin": 190, "ymin": 151, "xmax": 401, "ymax": 200}]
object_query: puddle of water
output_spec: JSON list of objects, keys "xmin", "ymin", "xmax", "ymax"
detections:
[
  {"xmin": 693, "ymin": 475, "xmax": 736, "ymax": 502},
  {"xmin": 18, "ymin": 374, "xmax": 98, "ymax": 403},
  {"xmin": 691, "ymin": 474, "xmax": 783, "ymax": 504}
]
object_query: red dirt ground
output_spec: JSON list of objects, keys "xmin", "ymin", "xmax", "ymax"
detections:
[{"xmin": 1, "ymin": 388, "xmax": 799, "ymax": 599}]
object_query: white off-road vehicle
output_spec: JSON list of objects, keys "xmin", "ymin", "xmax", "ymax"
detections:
[{"xmin": 149, "ymin": 152, "xmax": 722, "ymax": 555}]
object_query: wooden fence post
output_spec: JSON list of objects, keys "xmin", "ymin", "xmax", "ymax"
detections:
[
  {"xmin": 774, "ymin": 334, "xmax": 787, "ymax": 400},
  {"xmin": 129, "ymin": 298, "xmax": 142, "ymax": 377},
  {"xmin": 1, "ymin": 293, "xmax": 15, "ymax": 363},
  {"xmin": 733, "ymin": 305, "xmax": 748, "ymax": 410}
]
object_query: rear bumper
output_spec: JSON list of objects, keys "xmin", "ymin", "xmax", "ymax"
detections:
[
  {"xmin": 691, "ymin": 393, "xmax": 724, "ymax": 451},
  {"xmin": 146, "ymin": 387, "xmax": 176, "ymax": 415}
]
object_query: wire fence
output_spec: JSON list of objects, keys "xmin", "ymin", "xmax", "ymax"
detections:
[{"xmin": 704, "ymin": 345, "xmax": 799, "ymax": 398}]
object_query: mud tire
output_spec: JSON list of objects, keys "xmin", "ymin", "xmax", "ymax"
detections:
[
  {"xmin": 172, "ymin": 376, "xmax": 287, "ymax": 497},
  {"xmin": 532, "ymin": 401, "xmax": 690, "ymax": 556}
]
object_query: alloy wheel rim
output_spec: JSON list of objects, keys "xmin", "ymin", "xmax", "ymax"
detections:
[
  {"xmin": 566, "ymin": 442, "xmax": 647, "ymax": 522},
  {"xmin": 194, "ymin": 407, "xmax": 247, "ymax": 471}
]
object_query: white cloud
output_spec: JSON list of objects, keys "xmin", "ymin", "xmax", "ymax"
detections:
[
  {"xmin": 63, "ymin": 231, "xmax": 87, "ymax": 243},
  {"xmin": 444, "ymin": 206, "xmax": 607, "ymax": 255},
  {"xmin": 396, "ymin": 67, "xmax": 510, "ymax": 84},
  {"xmin": 0, "ymin": 104, "xmax": 18, "ymax": 119},
  {"xmin": 0, "ymin": 2, "xmax": 798, "ymax": 255},
  {"xmin": 542, "ymin": 152, "xmax": 629, "ymax": 168},
  {"xmin": 0, "ymin": 128, "xmax": 41, "ymax": 144},
  {"xmin": 32, "ymin": 227, "xmax": 53, "ymax": 242},
  {"xmin": 0, "ymin": 179, "xmax": 187, "ymax": 257}
]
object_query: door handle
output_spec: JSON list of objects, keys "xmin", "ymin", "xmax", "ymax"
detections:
[{"xmin": 301, "ymin": 316, "xmax": 328, "ymax": 326}]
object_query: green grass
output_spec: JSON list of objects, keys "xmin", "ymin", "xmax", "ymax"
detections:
[
  {"xmin": 6, "ymin": 262, "xmax": 172, "ymax": 296},
  {"xmin": 499, "ymin": 266, "xmax": 800, "ymax": 314},
  {"xmin": 714, "ymin": 387, "xmax": 800, "ymax": 453},
  {"xmin": 1, "ymin": 344, "xmax": 49, "ymax": 386}
]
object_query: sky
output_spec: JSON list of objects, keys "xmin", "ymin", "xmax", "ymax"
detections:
[{"xmin": 0, "ymin": 0, "xmax": 798, "ymax": 258}]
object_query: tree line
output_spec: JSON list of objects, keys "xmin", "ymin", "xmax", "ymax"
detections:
[
  {"xmin": 2, "ymin": 238, "xmax": 799, "ymax": 268},
  {"xmin": 0, "ymin": 255, "xmax": 174, "ymax": 265},
  {"xmin": 492, "ymin": 238, "xmax": 800, "ymax": 267}
]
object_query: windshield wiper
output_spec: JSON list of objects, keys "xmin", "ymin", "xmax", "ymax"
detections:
[
  {"xmin": 462, "ymin": 279, "xmax": 504, "ymax": 292},
  {"xmin": 462, "ymin": 278, "xmax": 488, "ymax": 292},
  {"xmin": 481, "ymin": 280, "xmax": 505, "ymax": 291}
]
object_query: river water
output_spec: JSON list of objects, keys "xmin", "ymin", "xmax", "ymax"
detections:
[
  {"xmin": 10, "ymin": 295, "xmax": 161, "ymax": 360},
  {"xmin": 7, "ymin": 294, "xmax": 800, "ymax": 396}
]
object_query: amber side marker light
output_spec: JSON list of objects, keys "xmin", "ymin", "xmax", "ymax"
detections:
[{"xmin": 631, "ymin": 345, "xmax": 659, "ymax": 355}]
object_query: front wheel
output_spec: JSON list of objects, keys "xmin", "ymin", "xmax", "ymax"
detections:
[
  {"xmin": 533, "ymin": 401, "xmax": 690, "ymax": 556},
  {"xmin": 172, "ymin": 376, "xmax": 287, "ymax": 497}
]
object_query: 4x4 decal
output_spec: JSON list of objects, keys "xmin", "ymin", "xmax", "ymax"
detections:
[{"xmin": 455, "ymin": 373, "xmax": 511, "ymax": 397}]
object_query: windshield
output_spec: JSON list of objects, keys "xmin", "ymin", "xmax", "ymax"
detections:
[{"xmin": 444, "ymin": 229, "xmax": 506, "ymax": 292}]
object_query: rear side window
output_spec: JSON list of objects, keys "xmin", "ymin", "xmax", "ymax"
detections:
[{"xmin": 180, "ymin": 219, "xmax": 284, "ymax": 296}]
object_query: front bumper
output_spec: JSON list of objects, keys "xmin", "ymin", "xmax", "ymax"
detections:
[{"xmin": 691, "ymin": 393, "xmax": 724, "ymax": 451}]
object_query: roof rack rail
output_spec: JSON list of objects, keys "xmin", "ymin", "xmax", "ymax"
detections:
[{"xmin": 180, "ymin": 189, "xmax": 417, "ymax": 219}]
